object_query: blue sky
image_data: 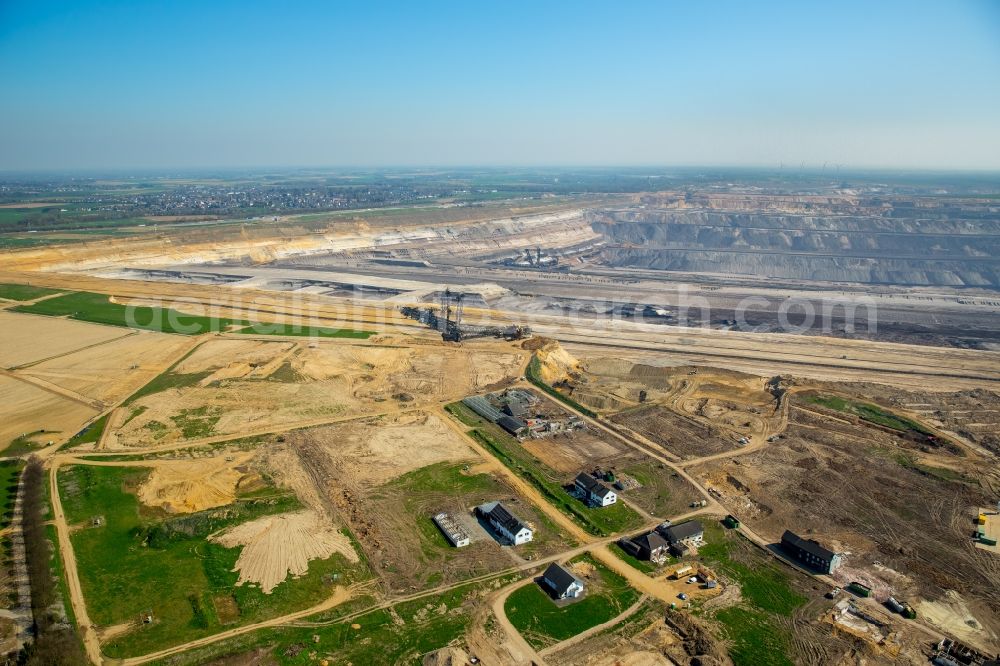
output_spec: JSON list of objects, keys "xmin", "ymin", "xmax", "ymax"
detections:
[{"xmin": 1, "ymin": 1, "xmax": 999, "ymax": 170}]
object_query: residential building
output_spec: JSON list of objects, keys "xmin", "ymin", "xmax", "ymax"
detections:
[
  {"xmin": 542, "ymin": 563, "xmax": 585, "ymax": 599},
  {"xmin": 780, "ymin": 530, "xmax": 842, "ymax": 574},
  {"xmin": 633, "ymin": 531, "xmax": 670, "ymax": 563},
  {"xmin": 476, "ymin": 501, "xmax": 533, "ymax": 545},
  {"xmin": 658, "ymin": 520, "xmax": 705, "ymax": 555},
  {"xmin": 574, "ymin": 472, "xmax": 617, "ymax": 507}
]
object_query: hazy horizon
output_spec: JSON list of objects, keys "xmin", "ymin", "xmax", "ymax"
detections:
[{"xmin": 2, "ymin": 0, "xmax": 999, "ymax": 171}]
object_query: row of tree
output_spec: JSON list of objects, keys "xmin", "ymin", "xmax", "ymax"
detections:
[{"xmin": 19, "ymin": 459, "xmax": 86, "ymax": 665}]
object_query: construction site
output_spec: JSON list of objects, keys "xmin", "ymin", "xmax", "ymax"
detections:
[{"xmin": 0, "ymin": 189, "xmax": 998, "ymax": 666}]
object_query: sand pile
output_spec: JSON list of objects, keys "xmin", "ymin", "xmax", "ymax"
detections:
[
  {"xmin": 210, "ymin": 509, "xmax": 358, "ymax": 593},
  {"xmin": 136, "ymin": 452, "xmax": 256, "ymax": 513}
]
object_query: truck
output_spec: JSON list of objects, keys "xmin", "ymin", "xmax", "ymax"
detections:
[{"xmin": 847, "ymin": 582, "xmax": 872, "ymax": 598}]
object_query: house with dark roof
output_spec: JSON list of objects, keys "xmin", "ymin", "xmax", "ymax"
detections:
[
  {"xmin": 574, "ymin": 472, "xmax": 617, "ymax": 507},
  {"xmin": 542, "ymin": 563, "xmax": 584, "ymax": 599},
  {"xmin": 657, "ymin": 520, "xmax": 704, "ymax": 555},
  {"xmin": 780, "ymin": 530, "xmax": 841, "ymax": 574},
  {"xmin": 633, "ymin": 531, "xmax": 670, "ymax": 563},
  {"xmin": 502, "ymin": 401, "xmax": 528, "ymax": 419},
  {"xmin": 497, "ymin": 415, "xmax": 528, "ymax": 437},
  {"xmin": 476, "ymin": 501, "xmax": 533, "ymax": 545}
]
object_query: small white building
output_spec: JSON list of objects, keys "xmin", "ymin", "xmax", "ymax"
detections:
[{"xmin": 433, "ymin": 512, "xmax": 471, "ymax": 548}]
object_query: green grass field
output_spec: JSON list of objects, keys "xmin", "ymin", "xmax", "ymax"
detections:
[
  {"xmin": 371, "ymin": 461, "xmax": 571, "ymax": 585},
  {"xmin": 445, "ymin": 402, "xmax": 642, "ymax": 536},
  {"xmin": 698, "ymin": 523, "xmax": 805, "ymax": 665},
  {"xmin": 0, "ymin": 460, "xmax": 24, "ymax": 531},
  {"xmin": 58, "ymin": 465, "xmax": 370, "ymax": 658},
  {"xmin": 13, "ymin": 291, "xmax": 247, "ymax": 335},
  {"xmin": 5, "ymin": 430, "xmax": 54, "ymax": 456},
  {"xmin": 504, "ymin": 554, "xmax": 640, "ymax": 649},
  {"xmin": 0, "ymin": 282, "xmax": 61, "ymax": 301},
  {"xmin": 136, "ymin": 572, "xmax": 519, "ymax": 665},
  {"xmin": 236, "ymin": 323, "xmax": 374, "ymax": 339},
  {"xmin": 804, "ymin": 394, "xmax": 932, "ymax": 436}
]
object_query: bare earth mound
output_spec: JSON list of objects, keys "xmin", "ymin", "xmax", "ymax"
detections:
[
  {"xmin": 136, "ymin": 452, "xmax": 258, "ymax": 513},
  {"xmin": 210, "ymin": 509, "xmax": 358, "ymax": 593}
]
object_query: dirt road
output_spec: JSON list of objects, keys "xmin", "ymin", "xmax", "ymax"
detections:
[
  {"xmin": 118, "ymin": 584, "xmax": 358, "ymax": 666},
  {"xmin": 436, "ymin": 405, "xmax": 597, "ymax": 544},
  {"xmin": 77, "ymin": 406, "xmax": 424, "ymax": 458},
  {"xmin": 489, "ymin": 578, "xmax": 550, "ymax": 666},
  {"xmin": 47, "ymin": 459, "xmax": 103, "ymax": 664},
  {"xmin": 0, "ymin": 367, "xmax": 103, "ymax": 410},
  {"xmin": 537, "ymin": 595, "xmax": 646, "ymax": 657}
]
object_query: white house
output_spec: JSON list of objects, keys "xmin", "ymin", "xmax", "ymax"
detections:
[
  {"xmin": 477, "ymin": 501, "xmax": 533, "ymax": 545},
  {"xmin": 574, "ymin": 472, "xmax": 617, "ymax": 507},
  {"xmin": 542, "ymin": 563, "xmax": 585, "ymax": 599}
]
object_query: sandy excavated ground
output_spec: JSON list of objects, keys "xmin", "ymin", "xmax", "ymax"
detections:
[
  {"xmin": 20, "ymin": 330, "xmax": 189, "ymax": 404},
  {"xmin": 126, "ymin": 447, "xmax": 359, "ymax": 594},
  {"xmin": 172, "ymin": 338, "xmax": 297, "ymax": 380},
  {"xmin": 688, "ymin": 399, "xmax": 1000, "ymax": 653},
  {"xmin": 195, "ymin": 412, "xmax": 472, "ymax": 594},
  {"xmin": 521, "ymin": 433, "xmax": 621, "ymax": 474},
  {"xmin": 0, "ymin": 375, "xmax": 97, "ymax": 449},
  {"xmin": 281, "ymin": 411, "xmax": 476, "ymax": 488},
  {"xmin": 210, "ymin": 510, "xmax": 357, "ymax": 594},
  {"xmin": 0, "ymin": 311, "xmax": 129, "ymax": 368},
  {"xmin": 113, "ymin": 340, "xmax": 523, "ymax": 448},
  {"xmin": 135, "ymin": 451, "xmax": 259, "ymax": 513},
  {"xmin": 590, "ymin": 652, "xmax": 672, "ymax": 666},
  {"xmin": 918, "ymin": 590, "xmax": 1000, "ymax": 651}
]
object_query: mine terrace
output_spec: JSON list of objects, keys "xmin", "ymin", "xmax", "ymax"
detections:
[{"xmin": 0, "ymin": 168, "xmax": 998, "ymax": 666}]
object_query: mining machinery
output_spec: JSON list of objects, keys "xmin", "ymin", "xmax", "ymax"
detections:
[{"xmin": 400, "ymin": 289, "xmax": 531, "ymax": 342}]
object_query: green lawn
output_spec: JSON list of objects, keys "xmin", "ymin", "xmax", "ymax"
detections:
[
  {"xmin": 236, "ymin": 323, "xmax": 374, "ymax": 339},
  {"xmin": 5, "ymin": 430, "xmax": 53, "ymax": 456},
  {"xmin": 445, "ymin": 401, "xmax": 642, "ymax": 537},
  {"xmin": 0, "ymin": 282, "xmax": 61, "ymax": 301},
  {"xmin": 804, "ymin": 394, "xmax": 932, "ymax": 436},
  {"xmin": 45, "ymin": 524, "xmax": 78, "ymax": 628},
  {"xmin": 129, "ymin": 574, "xmax": 520, "ymax": 665},
  {"xmin": 698, "ymin": 523, "xmax": 805, "ymax": 665},
  {"xmin": 713, "ymin": 606, "xmax": 795, "ymax": 666},
  {"xmin": 504, "ymin": 554, "xmax": 640, "ymax": 649},
  {"xmin": 13, "ymin": 291, "xmax": 247, "ymax": 335},
  {"xmin": 58, "ymin": 465, "xmax": 370, "ymax": 658}
]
